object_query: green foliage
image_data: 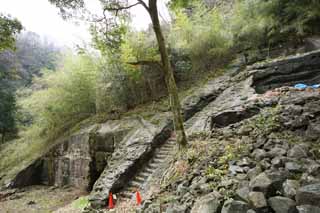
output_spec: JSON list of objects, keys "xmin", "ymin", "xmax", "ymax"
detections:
[
  {"xmin": 19, "ymin": 54, "xmax": 98, "ymax": 139},
  {"xmin": 169, "ymin": 0, "xmax": 195, "ymax": 11},
  {"xmin": 0, "ymin": 14, "xmax": 22, "ymax": 52},
  {"xmin": 230, "ymin": 0, "xmax": 272, "ymax": 50},
  {"xmin": 246, "ymin": 106, "xmax": 281, "ymax": 137},
  {"xmin": 231, "ymin": 0, "xmax": 320, "ymax": 50},
  {"xmin": 170, "ymin": 3, "xmax": 233, "ymax": 72},
  {"xmin": 72, "ymin": 196, "xmax": 89, "ymax": 210},
  {"xmin": 0, "ymin": 81, "xmax": 16, "ymax": 142}
]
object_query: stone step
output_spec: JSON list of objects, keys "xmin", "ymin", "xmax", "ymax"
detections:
[
  {"xmin": 157, "ymin": 151, "xmax": 170, "ymax": 156},
  {"xmin": 145, "ymin": 167, "xmax": 154, "ymax": 173},
  {"xmin": 122, "ymin": 191, "xmax": 133, "ymax": 199},
  {"xmin": 128, "ymin": 180, "xmax": 141, "ymax": 188},
  {"xmin": 155, "ymin": 153, "xmax": 168, "ymax": 158},
  {"xmin": 138, "ymin": 172, "xmax": 149, "ymax": 179},
  {"xmin": 154, "ymin": 155, "xmax": 166, "ymax": 161},
  {"xmin": 161, "ymin": 146, "xmax": 174, "ymax": 151},
  {"xmin": 152, "ymin": 158, "xmax": 166, "ymax": 164},
  {"xmin": 163, "ymin": 142, "xmax": 175, "ymax": 147},
  {"xmin": 127, "ymin": 186, "xmax": 138, "ymax": 192},
  {"xmin": 134, "ymin": 176, "xmax": 145, "ymax": 183},
  {"xmin": 147, "ymin": 163, "xmax": 158, "ymax": 169}
]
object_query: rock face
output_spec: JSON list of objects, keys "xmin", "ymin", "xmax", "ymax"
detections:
[
  {"xmin": 251, "ymin": 50, "xmax": 320, "ymax": 93},
  {"xmin": 10, "ymin": 118, "xmax": 145, "ymax": 190},
  {"xmin": 89, "ymin": 118, "xmax": 172, "ymax": 209}
]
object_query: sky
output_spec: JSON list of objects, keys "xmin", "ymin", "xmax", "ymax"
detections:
[{"xmin": 0, "ymin": 0, "xmax": 170, "ymax": 47}]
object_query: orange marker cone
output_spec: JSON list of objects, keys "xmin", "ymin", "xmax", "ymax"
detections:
[
  {"xmin": 108, "ymin": 192, "xmax": 114, "ymax": 209},
  {"xmin": 136, "ymin": 191, "xmax": 142, "ymax": 205}
]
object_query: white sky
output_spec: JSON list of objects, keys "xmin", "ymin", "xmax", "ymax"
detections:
[{"xmin": 0, "ymin": 0, "xmax": 170, "ymax": 47}]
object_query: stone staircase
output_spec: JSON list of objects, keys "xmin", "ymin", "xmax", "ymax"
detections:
[{"xmin": 119, "ymin": 137, "xmax": 176, "ymax": 200}]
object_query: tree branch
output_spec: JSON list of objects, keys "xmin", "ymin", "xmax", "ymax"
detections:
[
  {"xmin": 103, "ymin": 1, "xmax": 141, "ymax": 13},
  {"xmin": 137, "ymin": 0, "xmax": 150, "ymax": 12},
  {"xmin": 127, "ymin": 60, "xmax": 162, "ymax": 68}
]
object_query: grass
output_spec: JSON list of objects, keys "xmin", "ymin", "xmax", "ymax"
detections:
[{"xmin": 71, "ymin": 196, "xmax": 89, "ymax": 210}]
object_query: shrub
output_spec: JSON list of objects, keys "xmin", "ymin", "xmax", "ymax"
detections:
[{"xmin": 169, "ymin": 3, "xmax": 233, "ymax": 72}]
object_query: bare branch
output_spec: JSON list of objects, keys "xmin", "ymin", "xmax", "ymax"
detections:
[{"xmin": 103, "ymin": 1, "xmax": 141, "ymax": 13}]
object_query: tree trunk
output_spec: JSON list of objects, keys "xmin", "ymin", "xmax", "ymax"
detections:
[
  {"xmin": 1, "ymin": 129, "xmax": 5, "ymax": 144},
  {"xmin": 148, "ymin": 0, "xmax": 187, "ymax": 147}
]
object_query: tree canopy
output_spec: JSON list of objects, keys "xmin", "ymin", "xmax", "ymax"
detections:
[{"xmin": 0, "ymin": 14, "xmax": 22, "ymax": 52}]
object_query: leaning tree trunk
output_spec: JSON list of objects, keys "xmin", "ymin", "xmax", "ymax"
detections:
[
  {"xmin": 1, "ymin": 130, "xmax": 5, "ymax": 144},
  {"xmin": 148, "ymin": 0, "xmax": 187, "ymax": 147}
]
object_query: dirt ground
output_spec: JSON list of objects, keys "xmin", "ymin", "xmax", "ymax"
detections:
[{"xmin": 0, "ymin": 185, "xmax": 87, "ymax": 213}]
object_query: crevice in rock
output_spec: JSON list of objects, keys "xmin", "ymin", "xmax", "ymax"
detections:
[
  {"xmin": 10, "ymin": 159, "xmax": 44, "ymax": 188},
  {"xmin": 211, "ymin": 107, "xmax": 260, "ymax": 129}
]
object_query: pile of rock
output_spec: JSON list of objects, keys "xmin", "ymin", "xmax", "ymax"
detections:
[{"xmin": 140, "ymin": 89, "xmax": 320, "ymax": 213}]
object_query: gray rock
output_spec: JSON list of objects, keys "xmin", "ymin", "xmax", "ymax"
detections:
[
  {"xmin": 166, "ymin": 204, "xmax": 187, "ymax": 213},
  {"xmin": 260, "ymin": 159, "xmax": 271, "ymax": 170},
  {"xmin": 247, "ymin": 167, "xmax": 262, "ymax": 180},
  {"xmin": 296, "ymin": 183, "xmax": 320, "ymax": 207},
  {"xmin": 236, "ymin": 186, "xmax": 250, "ymax": 202},
  {"xmin": 177, "ymin": 184, "xmax": 189, "ymax": 196},
  {"xmin": 285, "ymin": 162, "xmax": 303, "ymax": 173},
  {"xmin": 307, "ymin": 164, "xmax": 320, "ymax": 177},
  {"xmin": 237, "ymin": 157, "xmax": 253, "ymax": 167},
  {"xmin": 254, "ymin": 136, "xmax": 267, "ymax": 149},
  {"xmin": 248, "ymin": 191, "xmax": 267, "ymax": 209},
  {"xmin": 288, "ymin": 145, "xmax": 308, "ymax": 159},
  {"xmin": 191, "ymin": 191, "xmax": 222, "ymax": 213},
  {"xmin": 272, "ymin": 157, "xmax": 284, "ymax": 168},
  {"xmin": 247, "ymin": 210, "xmax": 256, "ymax": 213},
  {"xmin": 221, "ymin": 199, "xmax": 250, "ymax": 213},
  {"xmin": 229, "ymin": 165, "xmax": 245, "ymax": 175},
  {"xmin": 268, "ymin": 147, "xmax": 287, "ymax": 158},
  {"xmin": 296, "ymin": 205, "xmax": 320, "ymax": 213},
  {"xmin": 283, "ymin": 180, "xmax": 300, "ymax": 199},
  {"xmin": 252, "ymin": 149, "xmax": 267, "ymax": 161},
  {"xmin": 300, "ymin": 173, "xmax": 320, "ymax": 185},
  {"xmin": 268, "ymin": 196, "xmax": 297, "ymax": 213},
  {"xmin": 249, "ymin": 172, "xmax": 287, "ymax": 196}
]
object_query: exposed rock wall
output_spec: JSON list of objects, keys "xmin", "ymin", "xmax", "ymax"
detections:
[
  {"xmin": 88, "ymin": 75, "xmax": 231, "ymax": 209},
  {"xmin": 251, "ymin": 50, "xmax": 320, "ymax": 93}
]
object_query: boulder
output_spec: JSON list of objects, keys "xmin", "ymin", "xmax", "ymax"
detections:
[
  {"xmin": 236, "ymin": 186, "xmax": 250, "ymax": 202},
  {"xmin": 287, "ymin": 145, "xmax": 308, "ymax": 159},
  {"xmin": 191, "ymin": 191, "xmax": 222, "ymax": 213},
  {"xmin": 248, "ymin": 191, "xmax": 267, "ymax": 209},
  {"xmin": 296, "ymin": 183, "xmax": 320, "ymax": 207},
  {"xmin": 268, "ymin": 196, "xmax": 297, "ymax": 213},
  {"xmin": 249, "ymin": 171, "xmax": 288, "ymax": 196},
  {"xmin": 221, "ymin": 199, "xmax": 250, "ymax": 213},
  {"xmin": 283, "ymin": 180, "xmax": 300, "ymax": 199},
  {"xmin": 296, "ymin": 205, "xmax": 320, "ymax": 213},
  {"xmin": 285, "ymin": 162, "xmax": 303, "ymax": 173}
]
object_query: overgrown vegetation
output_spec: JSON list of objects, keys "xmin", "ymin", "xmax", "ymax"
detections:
[{"xmin": 19, "ymin": 54, "xmax": 98, "ymax": 141}]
